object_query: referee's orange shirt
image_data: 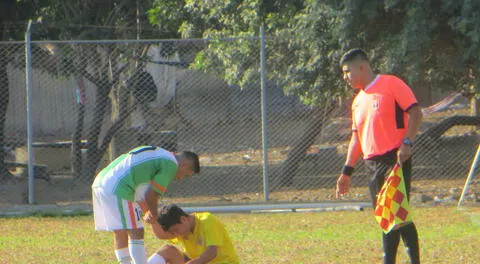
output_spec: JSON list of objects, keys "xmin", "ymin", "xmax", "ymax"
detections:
[{"xmin": 352, "ymin": 74, "xmax": 418, "ymax": 159}]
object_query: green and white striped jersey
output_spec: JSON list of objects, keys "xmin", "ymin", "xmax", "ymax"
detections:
[{"xmin": 92, "ymin": 146, "xmax": 178, "ymax": 201}]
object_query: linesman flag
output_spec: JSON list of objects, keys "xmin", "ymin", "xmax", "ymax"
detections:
[{"xmin": 374, "ymin": 165, "xmax": 412, "ymax": 233}]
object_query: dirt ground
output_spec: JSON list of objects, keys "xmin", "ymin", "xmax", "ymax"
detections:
[
  {"xmin": 1, "ymin": 107, "xmax": 480, "ymax": 213},
  {"xmin": 0, "ymin": 169, "xmax": 478, "ymax": 215}
]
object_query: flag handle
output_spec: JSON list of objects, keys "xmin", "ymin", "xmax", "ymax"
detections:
[{"xmin": 458, "ymin": 144, "xmax": 480, "ymax": 207}]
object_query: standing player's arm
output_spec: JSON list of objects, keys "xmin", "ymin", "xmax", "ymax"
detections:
[
  {"xmin": 397, "ymin": 104, "xmax": 423, "ymax": 164},
  {"xmin": 393, "ymin": 77, "xmax": 423, "ymax": 141},
  {"xmin": 186, "ymin": 246, "xmax": 218, "ymax": 264},
  {"xmin": 405, "ymin": 105, "xmax": 423, "ymax": 140},
  {"xmin": 146, "ymin": 160, "xmax": 178, "ymax": 224},
  {"xmin": 393, "ymin": 78, "xmax": 423, "ymax": 164},
  {"xmin": 142, "ymin": 187, "xmax": 159, "ymax": 224},
  {"xmin": 151, "ymin": 221, "xmax": 176, "ymax": 240},
  {"xmin": 336, "ymin": 131, "xmax": 362, "ymax": 198}
]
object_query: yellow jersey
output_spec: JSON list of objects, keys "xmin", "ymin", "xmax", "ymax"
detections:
[{"xmin": 170, "ymin": 212, "xmax": 239, "ymax": 264}]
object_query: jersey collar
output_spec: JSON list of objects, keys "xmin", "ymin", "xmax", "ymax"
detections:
[{"xmin": 363, "ymin": 75, "xmax": 380, "ymax": 91}]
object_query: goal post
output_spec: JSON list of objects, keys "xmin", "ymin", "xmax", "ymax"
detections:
[{"xmin": 458, "ymin": 144, "xmax": 480, "ymax": 207}]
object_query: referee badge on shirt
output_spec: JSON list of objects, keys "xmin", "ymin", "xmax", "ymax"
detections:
[
  {"xmin": 197, "ymin": 236, "xmax": 204, "ymax": 246},
  {"xmin": 373, "ymin": 100, "xmax": 379, "ymax": 110}
]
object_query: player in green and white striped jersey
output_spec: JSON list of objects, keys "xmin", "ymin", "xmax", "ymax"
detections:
[{"xmin": 92, "ymin": 146, "xmax": 200, "ymax": 264}]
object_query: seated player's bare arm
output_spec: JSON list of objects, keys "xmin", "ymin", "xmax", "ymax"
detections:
[{"xmin": 186, "ymin": 246, "xmax": 218, "ymax": 264}]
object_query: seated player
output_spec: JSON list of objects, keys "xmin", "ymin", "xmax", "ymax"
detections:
[{"xmin": 148, "ymin": 204, "xmax": 239, "ymax": 264}]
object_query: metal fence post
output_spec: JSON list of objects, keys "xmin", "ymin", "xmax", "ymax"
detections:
[
  {"xmin": 260, "ymin": 24, "xmax": 269, "ymax": 201},
  {"xmin": 25, "ymin": 20, "xmax": 35, "ymax": 204}
]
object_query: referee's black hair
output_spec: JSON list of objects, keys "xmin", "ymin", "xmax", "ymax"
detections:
[{"xmin": 340, "ymin": 48, "xmax": 370, "ymax": 66}]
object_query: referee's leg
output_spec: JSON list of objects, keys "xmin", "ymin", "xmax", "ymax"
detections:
[
  {"xmin": 398, "ymin": 158, "xmax": 420, "ymax": 264},
  {"xmin": 366, "ymin": 160, "xmax": 402, "ymax": 264}
]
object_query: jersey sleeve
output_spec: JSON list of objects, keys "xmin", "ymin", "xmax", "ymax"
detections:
[
  {"xmin": 150, "ymin": 159, "xmax": 178, "ymax": 194},
  {"xmin": 203, "ymin": 214, "xmax": 224, "ymax": 247},
  {"xmin": 392, "ymin": 76, "xmax": 418, "ymax": 111}
]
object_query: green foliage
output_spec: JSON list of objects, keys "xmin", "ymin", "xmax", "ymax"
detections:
[
  {"xmin": 267, "ymin": 2, "xmax": 345, "ymax": 106},
  {"xmin": 148, "ymin": 0, "xmax": 480, "ymax": 103},
  {"xmin": 148, "ymin": 0, "xmax": 347, "ymax": 106},
  {"xmin": 38, "ymin": 1, "xmax": 153, "ymax": 40},
  {"xmin": 148, "ymin": 0, "xmax": 189, "ymax": 38},
  {"xmin": 331, "ymin": 0, "xmax": 480, "ymax": 98},
  {"xmin": 444, "ymin": 0, "xmax": 480, "ymax": 94},
  {"xmin": 0, "ymin": 0, "xmax": 49, "ymax": 41}
]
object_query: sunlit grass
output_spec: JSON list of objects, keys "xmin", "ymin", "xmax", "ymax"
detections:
[{"xmin": 0, "ymin": 206, "xmax": 478, "ymax": 264}]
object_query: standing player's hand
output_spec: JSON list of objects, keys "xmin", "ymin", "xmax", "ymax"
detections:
[
  {"xmin": 336, "ymin": 174, "xmax": 351, "ymax": 198},
  {"xmin": 143, "ymin": 210, "xmax": 156, "ymax": 224},
  {"xmin": 397, "ymin": 144, "xmax": 412, "ymax": 166}
]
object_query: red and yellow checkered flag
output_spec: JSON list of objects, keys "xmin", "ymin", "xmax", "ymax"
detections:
[{"xmin": 374, "ymin": 164, "xmax": 412, "ymax": 233}]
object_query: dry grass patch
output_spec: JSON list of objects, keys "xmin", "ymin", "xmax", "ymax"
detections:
[{"xmin": 0, "ymin": 206, "xmax": 478, "ymax": 263}]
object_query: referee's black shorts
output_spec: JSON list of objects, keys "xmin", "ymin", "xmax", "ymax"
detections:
[{"xmin": 364, "ymin": 148, "xmax": 412, "ymax": 208}]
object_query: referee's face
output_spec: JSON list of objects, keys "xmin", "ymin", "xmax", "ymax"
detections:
[{"xmin": 342, "ymin": 61, "xmax": 364, "ymax": 89}]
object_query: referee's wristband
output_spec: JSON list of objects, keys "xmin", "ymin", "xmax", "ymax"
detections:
[{"xmin": 342, "ymin": 165, "xmax": 354, "ymax": 176}]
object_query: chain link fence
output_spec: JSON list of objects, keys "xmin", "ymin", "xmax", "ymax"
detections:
[{"xmin": 0, "ymin": 38, "xmax": 479, "ymax": 208}]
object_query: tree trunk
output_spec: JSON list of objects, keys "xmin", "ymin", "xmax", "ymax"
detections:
[
  {"xmin": 72, "ymin": 75, "xmax": 86, "ymax": 179},
  {"xmin": 472, "ymin": 97, "xmax": 480, "ymax": 130},
  {"xmin": 417, "ymin": 115, "xmax": 480, "ymax": 142},
  {"xmin": 279, "ymin": 102, "xmax": 335, "ymax": 187},
  {"xmin": 0, "ymin": 48, "xmax": 10, "ymax": 180},
  {"xmin": 414, "ymin": 115, "xmax": 480, "ymax": 166},
  {"xmin": 83, "ymin": 80, "xmax": 110, "ymax": 183},
  {"xmin": 82, "ymin": 53, "xmax": 129, "ymax": 183},
  {"xmin": 471, "ymin": 97, "xmax": 479, "ymax": 117},
  {"xmin": 84, "ymin": 85, "xmax": 137, "ymax": 183}
]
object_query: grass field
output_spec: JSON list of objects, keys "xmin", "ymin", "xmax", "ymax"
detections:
[{"xmin": 0, "ymin": 206, "xmax": 479, "ymax": 264}]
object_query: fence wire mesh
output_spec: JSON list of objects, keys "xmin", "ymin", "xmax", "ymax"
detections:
[{"xmin": 0, "ymin": 38, "xmax": 479, "ymax": 207}]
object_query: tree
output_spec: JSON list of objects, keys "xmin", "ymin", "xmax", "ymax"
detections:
[
  {"xmin": 0, "ymin": 0, "xmax": 13, "ymax": 181},
  {"xmin": 35, "ymin": 0, "xmax": 161, "ymax": 182},
  {"xmin": 148, "ymin": 0, "xmax": 347, "ymax": 185},
  {"xmin": 0, "ymin": 0, "xmax": 45, "ymax": 181},
  {"xmin": 0, "ymin": 0, "xmax": 197, "ymax": 183},
  {"xmin": 147, "ymin": 0, "xmax": 480, "ymax": 184},
  {"xmin": 149, "ymin": 0, "xmax": 480, "ymax": 104}
]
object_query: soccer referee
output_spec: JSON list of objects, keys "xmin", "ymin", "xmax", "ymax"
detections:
[{"xmin": 335, "ymin": 48, "xmax": 423, "ymax": 264}]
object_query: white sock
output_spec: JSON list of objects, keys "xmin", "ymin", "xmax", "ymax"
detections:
[
  {"xmin": 147, "ymin": 254, "xmax": 166, "ymax": 264},
  {"xmin": 129, "ymin": 239, "xmax": 147, "ymax": 264},
  {"xmin": 115, "ymin": 247, "xmax": 132, "ymax": 264}
]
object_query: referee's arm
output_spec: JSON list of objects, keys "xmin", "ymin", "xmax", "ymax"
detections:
[
  {"xmin": 336, "ymin": 131, "xmax": 362, "ymax": 198},
  {"xmin": 345, "ymin": 131, "xmax": 363, "ymax": 168}
]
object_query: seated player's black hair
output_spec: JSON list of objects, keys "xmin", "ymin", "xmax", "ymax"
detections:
[{"xmin": 157, "ymin": 204, "xmax": 188, "ymax": 231}]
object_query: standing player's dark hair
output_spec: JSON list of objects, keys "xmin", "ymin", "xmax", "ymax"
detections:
[
  {"xmin": 157, "ymin": 204, "xmax": 188, "ymax": 231},
  {"xmin": 181, "ymin": 151, "xmax": 200, "ymax": 174},
  {"xmin": 340, "ymin": 48, "xmax": 369, "ymax": 66}
]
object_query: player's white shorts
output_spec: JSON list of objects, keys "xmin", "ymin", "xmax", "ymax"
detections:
[{"xmin": 92, "ymin": 187, "xmax": 144, "ymax": 231}]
